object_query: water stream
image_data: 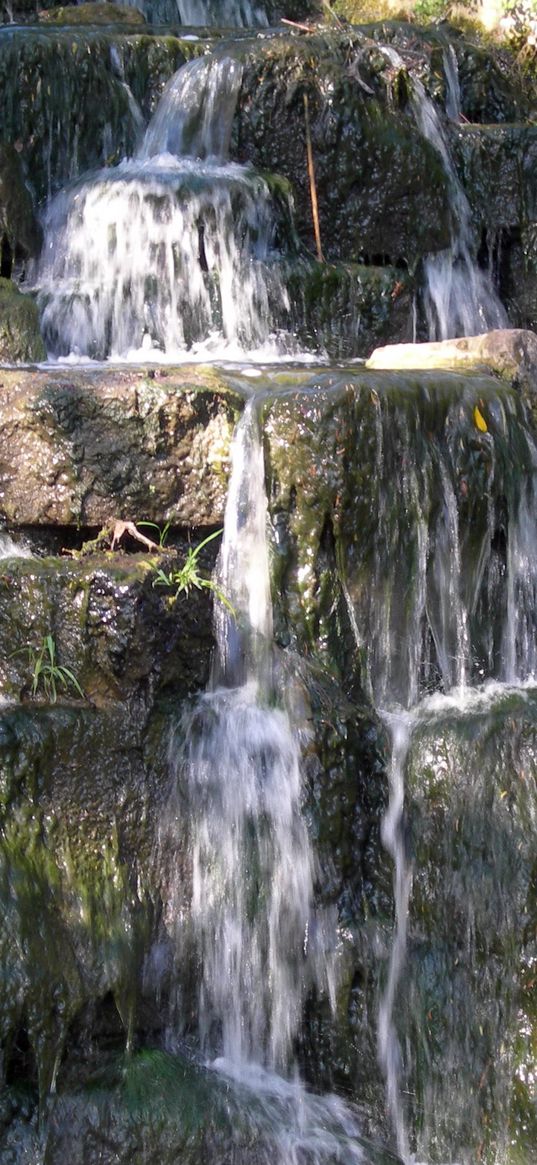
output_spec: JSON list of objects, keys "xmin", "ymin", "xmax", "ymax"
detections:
[
  {"xmin": 381, "ymin": 46, "xmax": 507, "ymax": 341},
  {"xmin": 159, "ymin": 398, "xmax": 388, "ymax": 1164},
  {"xmin": 30, "ymin": 56, "xmax": 295, "ymax": 362}
]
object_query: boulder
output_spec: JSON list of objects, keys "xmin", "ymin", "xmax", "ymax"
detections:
[
  {"xmin": 0, "ymin": 367, "xmax": 241, "ymax": 529},
  {"xmin": 366, "ymin": 327, "xmax": 537, "ymax": 381},
  {"xmin": 234, "ymin": 34, "xmax": 452, "ymax": 264}
]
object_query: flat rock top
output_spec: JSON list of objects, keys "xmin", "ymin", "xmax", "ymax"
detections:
[
  {"xmin": 366, "ymin": 328, "xmax": 537, "ymax": 378},
  {"xmin": 0, "ymin": 364, "xmax": 243, "ymax": 528}
]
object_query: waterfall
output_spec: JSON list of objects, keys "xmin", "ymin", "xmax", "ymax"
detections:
[
  {"xmin": 117, "ymin": 0, "xmax": 270, "ymax": 28},
  {"xmin": 377, "ymin": 716, "xmax": 412, "ymax": 1165},
  {"xmin": 140, "ymin": 56, "xmax": 243, "ymax": 162},
  {"xmin": 176, "ymin": 0, "xmax": 268, "ymax": 24},
  {"xmin": 171, "ymin": 401, "xmax": 315, "ymax": 1071},
  {"xmin": 348, "ymin": 380, "xmax": 537, "ymax": 713},
  {"xmin": 344, "ymin": 375, "xmax": 537, "ymax": 1160},
  {"xmin": 159, "ymin": 398, "xmax": 383, "ymax": 1164},
  {"xmin": 418, "ymin": 90, "xmax": 507, "ymax": 337},
  {"xmin": 382, "ymin": 47, "xmax": 507, "ymax": 340},
  {"xmin": 31, "ymin": 57, "xmax": 294, "ymax": 362},
  {"xmin": 443, "ymin": 45, "xmax": 461, "ymax": 122},
  {"xmin": 412, "ymin": 79, "xmax": 508, "ymax": 340}
]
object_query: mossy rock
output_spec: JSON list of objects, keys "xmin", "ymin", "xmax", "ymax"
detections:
[
  {"xmin": 234, "ymin": 33, "xmax": 451, "ymax": 264},
  {"xmin": 41, "ymin": 2, "xmax": 146, "ymax": 24},
  {"xmin": 262, "ymin": 358, "xmax": 537, "ymax": 703},
  {"xmin": 0, "ymin": 278, "xmax": 46, "ymax": 363},
  {"xmin": 402, "ymin": 688, "xmax": 537, "ymax": 1163},
  {"xmin": 0, "ymin": 30, "xmax": 195, "ymax": 198},
  {"xmin": 0, "ymin": 550, "xmax": 218, "ymax": 705},
  {"xmin": 280, "ymin": 259, "xmax": 413, "ymax": 358}
]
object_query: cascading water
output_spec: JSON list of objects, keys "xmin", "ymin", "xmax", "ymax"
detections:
[
  {"xmin": 159, "ymin": 397, "xmax": 391, "ymax": 1165},
  {"xmin": 383, "ymin": 48, "xmax": 507, "ymax": 341},
  {"xmin": 347, "ymin": 373, "xmax": 537, "ymax": 1162},
  {"xmin": 443, "ymin": 45, "xmax": 461, "ymax": 123},
  {"xmin": 30, "ymin": 56, "xmax": 294, "ymax": 361},
  {"xmin": 117, "ymin": 0, "xmax": 269, "ymax": 27}
]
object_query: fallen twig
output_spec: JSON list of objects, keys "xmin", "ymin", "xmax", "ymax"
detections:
[{"xmin": 304, "ymin": 93, "xmax": 324, "ymax": 264}]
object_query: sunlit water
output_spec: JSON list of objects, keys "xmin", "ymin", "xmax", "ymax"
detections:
[
  {"xmin": 381, "ymin": 46, "xmax": 507, "ymax": 341},
  {"xmin": 157, "ymin": 399, "xmax": 388, "ymax": 1163},
  {"xmin": 30, "ymin": 57, "xmax": 297, "ymax": 362}
]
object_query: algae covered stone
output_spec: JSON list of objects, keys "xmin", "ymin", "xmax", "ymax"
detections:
[
  {"xmin": 40, "ymin": 1, "xmax": 146, "ymax": 24},
  {"xmin": 0, "ymin": 277, "xmax": 45, "ymax": 363}
]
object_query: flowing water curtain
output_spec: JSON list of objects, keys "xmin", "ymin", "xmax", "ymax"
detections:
[
  {"xmin": 31, "ymin": 56, "xmax": 294, "ymax": 360},
  {"xmin": 345, "ymin": 377, "xmax": 537, "ymax": 710},
  {"xmin": 115, "ymin": 0, "xmax": 269, "ymax": 25},
  {"xmin": 381, "ymin": 47, "xmax": 508, "ymax": 340},
  {"xmin": 160, "ymin": 402, "xmax": 333, "ymax": 1073}
]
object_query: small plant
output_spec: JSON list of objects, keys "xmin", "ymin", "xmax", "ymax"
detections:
[
  {"xmin": 153, "ymin": 529, "xmax": 235, "ymax": 614},
  {"xmin": 24, "ymin": 635, "xmax": 85, "ymax": 703},
  {"xmin": 137, "ymin": 520, "xmax": 172, "ymax": 549}
]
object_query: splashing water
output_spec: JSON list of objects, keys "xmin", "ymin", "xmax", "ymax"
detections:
[
  {"xmin": 30, "ymin": 57, "xmax": 294, "ymax": 361},
  {"xmin": 411, "ymin": 77, "xmax": 508, "ymax": 340},
  {"xmin": 159, "ymin": 399, "xmax": 387, "ymax": 1164}
]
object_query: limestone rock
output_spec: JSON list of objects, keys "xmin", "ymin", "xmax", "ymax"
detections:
[
  {"xmin": 366, "ymin": 327, "xmax": 537, "ymax": 377},
  {"xmin": 0, "ymin": 367, "xmax": 241, "ymax": 528}
]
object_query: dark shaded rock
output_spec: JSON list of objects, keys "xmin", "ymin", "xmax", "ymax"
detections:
[
  {"xmin": 0, "ymin": 367, "xmax": 240, "ymax": 528},
  {"xmin": 0, "ymin": 278, "xmax": 45, "ymax": 363},
  {"xmin": 453, "ymin": 123, "xmax": 537, "ymax": 232},
  {"xmin": 0, "ymin": 550, "xmax": 215, "ymax": 704},
  {"xmin": 0, "ymin": 143, "xmax": 42, "ymax": 278},
  {"xmin": 0, "ymin": 29, "xmax": 196, "ymax": 197},
  {"xmin": 286, "ymin": 654, "xmax": 391, "ymax": 1116},
  {"xmin": 234, "ymin": 33, "xmax": 451, "ymax": 264},
  {"xmin": 361, "ymin": 21, "xmax": 533, "ymax": 125},
  {"xmin": 281, "ymin": 259, "xmax": 413, "ymax": 358},
  {"xmin": 0, "ymin": 1048, "xmax": 402, "ymax": 1165},
  {"xmin": 0, "ymin": 700, "xmax": 167, "ymax": 1098}
]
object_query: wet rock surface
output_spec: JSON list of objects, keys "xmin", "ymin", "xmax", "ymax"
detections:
[
  {"xmin": 0, "ymin": 0, "xmax": 535, "ymax": 1153},
  {"xmin": 404, "ymin": 689, "xmax": 537, "ymax": 1163},
  {"xmin": 0, "ymin": 278, "xmax": 45, "ymax": 363},
  {"xmin": 282, "ymin": 259, "xmax": 413, "ymax": 358},
  {"xmin": 0, "ymin": 143, "xmax": 42, "ymax": 277},
  {"xmin": 0, "ymin": 28, "xmax": 198, "ymax": 198},
  {"xmin": 235, "ymin": 33, "xmax": 452, "ymax": 265}
]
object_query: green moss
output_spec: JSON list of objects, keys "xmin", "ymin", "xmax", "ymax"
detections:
[
  {"xmin": 0, "ymin": 278, "xmax": 45, "ymax": 363},
  {"xmin": 41, "ymin": 2, "xmax": 146, "ymax": 24}
]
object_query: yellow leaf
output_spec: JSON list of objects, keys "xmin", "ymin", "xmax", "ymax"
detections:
[{"xmin": 474, "ymin": 404, "xmax": 488, "ymax": 433}]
